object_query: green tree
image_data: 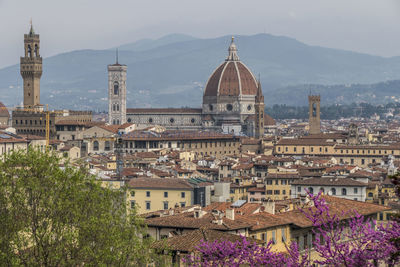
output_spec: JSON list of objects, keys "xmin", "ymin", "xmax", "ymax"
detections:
[{"xmin": 0, "ymin": 148, "xmax": 152, "ymax": 266}]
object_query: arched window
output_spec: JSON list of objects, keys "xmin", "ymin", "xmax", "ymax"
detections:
[
  {"xmin": 116, "ymin": 119, "xmax": 120, "ymax": 125},
  {"xmin": 114, "ymin": 81, "xmax": 119, "ymax": 95},
  {"xmin": 368, "ymin": 192, "xmax": 373, "ymax": 198},
  {"xmin": 116, "ymin": 104, "xmax": 119, "ymax": 111},
  {"xmin": 342, "ymin": 188, "xmax": 347, "ymax": 196},
  {"xmin": 331, "ymin": 188, "xmax": 336, "ymax": 195},
  {"xmin": 113, "ymin": 104, "xmax": 116, "ymax": 111},
  {"xmin": 319, "ymin": 187, "xmax": 325, "ymax": 193},
  {"xmin": 308, "ymin": 187, "xmax": 314, "ymax": 195},
  {"xmin": 28, "ymin": 45, "xmax": 32, "ymax": 57},
  {"xmin": 312, "ymin": 103, "xmax": 317, "ymax": 117},
  {"xmin": 34, "ymin": 44, "xmax": 39, "ymax": 57},
  {"xmin": 105, "ymin": 141, "xmax": 110, "ymax": 151},
  {"xmin": 93, "ymin": 141, "xmax": 99, "ymax": 151}
]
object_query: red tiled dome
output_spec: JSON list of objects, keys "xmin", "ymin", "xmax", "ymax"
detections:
[{"xmin": 204, "ymin": 38, "xmax": 258, "ymax": 97}]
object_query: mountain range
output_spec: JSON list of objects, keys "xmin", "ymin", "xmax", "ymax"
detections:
[{"xmin": 1, "ymin": 33, "xmax": 400, "ymax": 110}]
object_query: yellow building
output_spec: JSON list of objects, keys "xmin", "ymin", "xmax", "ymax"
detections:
[
  {"xmin": 122, "ymin": 130, "xmax": 240, "ymax": 159},
  {"xmin": 275, "ymin": 137, "xmax": 400, "ymax": 167},
  {"xmin": 264, "ymin": 173, "xmax": 301, "ymax": 200},
  {"xmin": 127, "ymin": 178, "xmax": 193, "ymax": 214}
]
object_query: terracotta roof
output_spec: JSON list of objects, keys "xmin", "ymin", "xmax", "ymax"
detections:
[
  {"xmin": 277, "ymin": 138, "xmax": 334, "ymax": 146},
  {"xmin": 292, "ymin": 177, "xmax": 366, "ymax": 187},
  {"xmin": 118, "ymin": 122, "xmax": 134, "ymax": 129},
  {"xmin": 203, "ymin": 202, "xmax": 261, "ymax": 216},
  {"xmin": 145, "ymin": 210, "xmax": 251, "ymax": 231},
  {"xmin": 123, "ymin": 130, "xmax": 238, "ymax": 141},
  {"xmin": 127, "ymin": 178, "xmax": 193, "ymax": 190},
  {"xmin": 276, "ymin": 196, "xmax": 389, "ymax": 228},
  {"xmin": 264, "ymin": 114, "xmax": 276, "ymax": 126},
  {"xmin": 151, "ymin": 228, "xmax": 260, "ymax": 252},
  {"xmin": 126, "ymin": 108, "xmax": 202, "ymax": 114},
  {"xmin": 204, "ymin": 61, "xmax": 258, "ymax": 97},
  {"xmin": 97, "ymin": 124, "xmax": 120, "ymax": 134}
]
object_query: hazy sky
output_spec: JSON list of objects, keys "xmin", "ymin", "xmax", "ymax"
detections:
[{"xmin": 1, "ymin": 0, "xmax": 400, "ymax": 68}]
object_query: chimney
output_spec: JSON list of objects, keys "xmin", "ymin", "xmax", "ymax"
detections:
[
  {"xmin": 194, "ymin": 207, "xmax": 204, "ymax": 218},
  {"xmin": 226, "ymin": 208, "xmax": 235, "ymax": 220},
  {"xmin": 262, "ymin": 201, "xmax": 275, "ymax": 215}
]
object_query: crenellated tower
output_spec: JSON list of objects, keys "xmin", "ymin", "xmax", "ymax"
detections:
[
  {"xmin": 254, "ymin": 80, "xmax": 265, "ymax": 139},
  {"xmin": 308, "ymin": 95, "xmax": 321, "ymax": 135},
  {"xmin": 20, "ymin": 22, "xmax": 42, "ymax": 109}
]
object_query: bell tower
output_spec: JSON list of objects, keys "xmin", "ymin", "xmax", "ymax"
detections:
[
  {"xmin": 308, "ymin": 95, "xmax": 321, "ymax": 135},
  {"xmin": 108, "ymin": 50, "xmax": 127, "ymax": 125},
  {"xmin": 20, "ymin": 22, "xmax": 42, "ymax": 108}
]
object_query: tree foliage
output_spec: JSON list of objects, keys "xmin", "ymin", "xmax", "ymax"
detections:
[{"xmin": 0, "ymin": 148, "xmax": 152, "ymax": 266}]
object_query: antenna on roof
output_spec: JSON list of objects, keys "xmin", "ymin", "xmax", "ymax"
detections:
[{"xmin": 116, "ymin": 48, "xmax": 119, "ymax": 64}]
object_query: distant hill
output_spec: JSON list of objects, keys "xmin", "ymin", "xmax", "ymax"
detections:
[{"xmin": 1, "ymin": 33, "xmax": 400, "ymax": 110}]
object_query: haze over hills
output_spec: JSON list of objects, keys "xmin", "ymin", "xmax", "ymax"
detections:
[{"xmin": 1, "ymin": 33, "xmax": 400, "ymax": 111}]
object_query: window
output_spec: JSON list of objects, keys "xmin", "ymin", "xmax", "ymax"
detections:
[
  {"xmin": 114, "ymin": 81, "xmax": 119, "ymax": 95},
  {"xmin": 146, "ymin": 201, "xmax": 151, "ymax": 210},
  {"xmin": 294, "ymin": 147, "xmax": 297, "ymax": 152},
  {"xmin": 163, "ymin": 201, "xmax": 168, "ymax": 210},
  {"xmin": 297, "ymin": 186, "xmax": 301, "ymax": 192},
  {"xmin": 130, "ymin": 200, "xmax": 135, "ymax": 209},
  {"xmin": 191, "ymin": 118, "xmax": 195, "ymax": 123},
  {"xmin": 274, "ymin": 190, "xmax": 280, "ymax": 195},
  {"xmin": 266, "ymin": 190, "xmax": 273, "ymax": 195},
  {"xmin": 130, "ymin": 191, "xmax": 135, "ymax": 197},
  {"xmin": 331, "ymin": 188, "xmax": 336, "ymax": 195},
  {"xmin": 350, "ymin": 159, "xmax": 354, "ymax": 164},
  {"xmin": 308, "ymin": 187, "xmax": 314, "ymax": 194},
  {"xmin": 181, "ymin": 192, "xmax": 185, "ymax": 198},
  {"xmin": 164, "ymin": 192, "xmax": 168, "ymax": 198},
  {"xmin": 226, "ymin": 104, "xmax": 233, "ymax": 111},
  {"xmin": 180, "ymin": 202, "xmax": 186, "ymax": 207},
  {"xmin": 271, "ymin": 231, "xmax": 277, "ymax": 244},
  {"xmin": 368, "ymin": 192, "xmax": 373, "ymax": 198},
  {"xmin": 93, "ymin": 141, "xmax": 99, "ymax": 151},
  {"xmin": 361, "ymin": 159, "xmax": 365, "ymax": 165},
  {"xmin": 267, "ymin": 180, "xmax": 272, "ymax": 185},
  {"xmin": 354, "ymin": 188, "xmax": 358, "ymax": 194},
  {"xmin": 281, "ymin": 229, "xmax": 287, "ymax": 242},
  {"xmin": 105, "ymin": 141, "xmax": 111, "ymax": 151},
  {"xmin": 282, "ymin": 190, "xmax": 286, "ymax": 195},
  {"xmin": 149, "ymin": 118, "xmax": 153, "ymax": 123},
  {"xmin": 320, "ymin": 187, "xmax": 325, "ymax": 193},
  {"xmin": 146, "ymin": 191, "xmax": 150, "ymax": 197},
  {"xmin": 342, "ymin": 188, "xmax": 347, "ymax": 195}
]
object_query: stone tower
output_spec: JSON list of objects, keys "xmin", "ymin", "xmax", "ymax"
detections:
[
  {"xmin": 308, "ymin": 95, "xmax": 321, "ymax": 135},
  {"xmin": 108, "ymin": 51, "xmax": 127, "ymax": 125},
  {"xmin": 20, "ymin": 23, "xmax": 42, "ymax": 109},
  {"xmin": 254, "ymin": 80, "xmax": 265, "ymax": 139}
]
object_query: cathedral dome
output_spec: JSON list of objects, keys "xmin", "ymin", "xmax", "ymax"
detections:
[{"xmin": 204, "ymin": 37, "xmax": 258, "ymax": 97}]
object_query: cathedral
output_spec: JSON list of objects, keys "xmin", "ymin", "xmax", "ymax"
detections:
[{"xmin": 108, "ymin": 37, "xmax": 265, "ymax": 138}]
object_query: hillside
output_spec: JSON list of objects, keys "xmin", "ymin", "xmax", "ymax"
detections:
[{"xmin": 1, "ymin": 33, "xmax": 400, "ymax": 110}]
